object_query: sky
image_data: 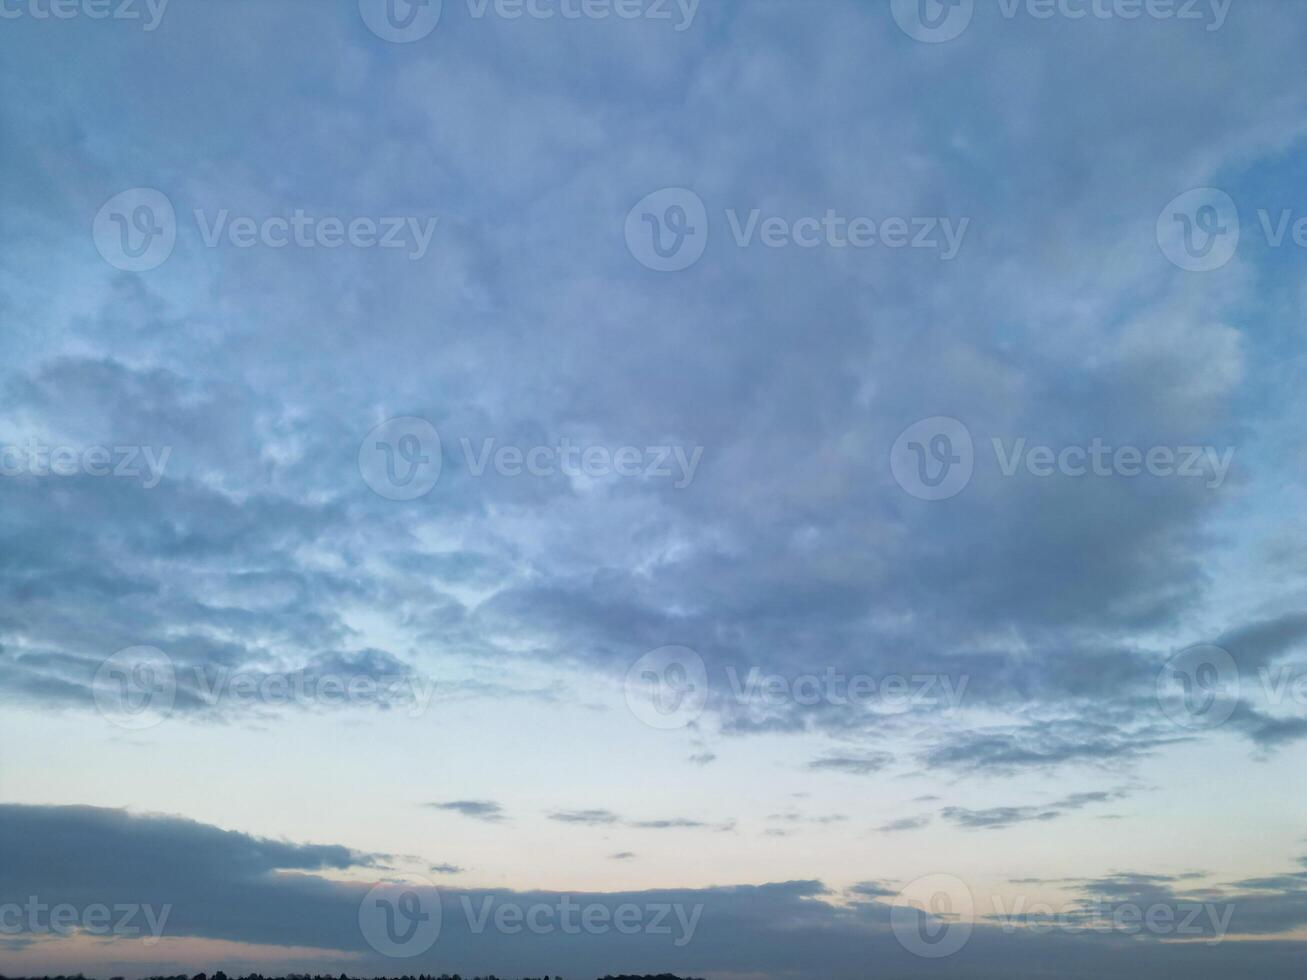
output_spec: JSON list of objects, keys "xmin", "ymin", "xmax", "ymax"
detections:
[{"xmin": 2, "ymin": 0, "xmax": 1307, "ymax": 977}]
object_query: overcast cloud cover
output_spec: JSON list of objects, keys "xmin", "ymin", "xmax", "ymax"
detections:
[{"xmin": 2, "ymin": 0, "xmax": 1307, "ymax": 977}]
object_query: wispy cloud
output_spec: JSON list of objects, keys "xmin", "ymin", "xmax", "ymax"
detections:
[
  {"xmin": 876, "ymin": 815, "xmax": 930, "ymax": 833},
  {"xmin": 426, "ymin": 800, "xmax": 506, "ymax": 823},
  {"xmin": 941, "ymin": 790, "xmax": 1131, "ymax": 830},
  {"xmin": 806, "ymin": 753, "xmax": 894, "ymax": 776},
  {"xmin": 548, "ymin": 809, "xmax": 622, "ymax": 825}
]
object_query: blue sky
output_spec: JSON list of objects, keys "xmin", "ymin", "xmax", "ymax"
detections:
[{"xmin": 2, "ymin": 1, "xmax": 1307, "ymax": 977}]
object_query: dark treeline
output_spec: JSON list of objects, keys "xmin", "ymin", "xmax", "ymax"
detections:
[{"xmin": 1, "ymin": 974, "xmax": 703, "ymax": 980}]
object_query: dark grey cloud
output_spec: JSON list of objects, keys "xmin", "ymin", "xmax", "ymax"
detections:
[
  {"xmin": 941, "ymin": 790, "xmax": 1130, "ymax": 831},
  {"xmin": 848, "ymin": 881, "xmax": 897, "ymax": 899},
  {"xmin": 1219, "ymin": 613, "xmax": 1307, "ymax": 673},
  {"xmin": 5, "ymin": 804, "xmax": 1307, "ymax": 979},
  {"xmin": 1230, "ymin": 702, "xmax": 1307, "ymax": 750},
  {"xmin": 919, "ymin": 721, "xmax": 1182, "ymax": 776},
  {"xmin": 426, "ymin": 800, "xmax": 506, "ymax": 823},
  {"xmin": 876, "ymin": 815, "xmax": 930, "ymax": 833},
  {"xmin": 0, "ymin": 0, "xmax": 1302, "ymax": 805},
  {"xmin": 943, "ymin": 805, "xmax": 1062, "ymax": 830},
  {"xmin": 984, "ymin": 869, "xmax": 1307, "ymax": 941},
  {"xmin": 2, "ymin": 5, "xmax": 1307, "ymax": 976},
  {"xmin": 0, "ymin": 804, "xmax": 383, "ymax": 883}
]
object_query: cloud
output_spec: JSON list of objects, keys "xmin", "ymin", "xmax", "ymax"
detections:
[
  {"xmin": 426, "ymin": 800, "xmax": 506, "ymax": 823},
  {"xmin": 4, "ymin": 3, "xmax": 1307, "ymax": 975},
  {"xmin": 1219, "ymin": 613, "xmax": 1307, "ymax": 673},
  {"xmin": 0, "ymin": 803, "xmax": 384, "ymax": 881},
  {"xmin": 3, "ymin": 804, "xmax": 1307, "ymax": 979},
  {"xmin": 941, "ymin": 790, "xmax": 1130, "ymax": 831},
  {"xmin": 545, "ymin": 809, "xmax": 733, "ymax": 832},
  {"xmin": 847, "ymin": 881, "xmax": 897, "ymax": 899},
  {"xmin": 629, "ymin": 818, "xmax": 712, "ymax": 830},
  {"xmin": 806, "ymin": 753, "xmax": 894, "ymax": 776},
  {"xmin": 548, "ymin": 809, "xmax": 622, "ymax": 825},
  {"xmin": 0, "ymin": 0, "xmax": 1302, "ymax": 814},
  {"xmin": 876, "ymin": 816, "xmax": 930, "ymax": 833},
  {"xmin": 942, "ymin": 805, "xmax": 1062, "ymax": 830},
  {"xmin": 768, "ymin": 812, "xmax": 848, "ymax": 826},
  {"xmin": 919, "ymin": 723, "xmax": 1181, "ymax": 776}
]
